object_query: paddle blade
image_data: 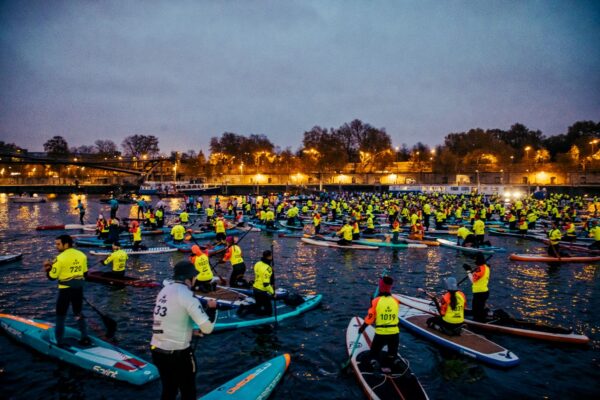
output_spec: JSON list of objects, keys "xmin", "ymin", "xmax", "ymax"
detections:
[{"xmin": 102, "ymin": 316, "xmax": 118, "ymax": 339}]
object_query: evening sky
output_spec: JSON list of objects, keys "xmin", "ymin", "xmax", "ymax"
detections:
[{"xmin": 1, "ymin": 0, "xmax": 599, "ymax": 154}]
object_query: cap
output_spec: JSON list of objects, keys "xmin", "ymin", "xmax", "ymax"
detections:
[
  {"xmin": 173, "ymin": 261, "xmax": 197, "ymax": 281},
  {"xmin": 378, "ymin": 276, "xmax": 393, "ymax": 293},
  {"xmin": 112, "ymin": 241, "xmax": 121, "ymax": 247},
  {"xmin": 262, "ymin": 250, "xmax": 272, "ymax": 259},
  {"xmin": 191, "ymin": 245, "xmax": 202, "ymax": 255},
  {"xmin": 226, "ymin": 236, "xmax": 234, "ymax": 244},
  {"xmin": 475, "ymin": 253, "xmax": 486, "ymax": 265},
  {"xmin": 445, "ymin": 277, "xmax": 458, "ymax": 291}
]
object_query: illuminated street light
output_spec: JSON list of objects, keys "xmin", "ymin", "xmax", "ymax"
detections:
[{"xmin": 589, "ymin": 139, "xmax": 599, "ymax": 155}]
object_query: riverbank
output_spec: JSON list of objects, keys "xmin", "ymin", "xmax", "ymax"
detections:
[{"xmin": 3, "ymin": 183, "xmax": 600, "ymax": 197}]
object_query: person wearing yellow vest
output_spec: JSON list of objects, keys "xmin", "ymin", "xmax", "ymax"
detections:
[
  {"xmin": 313, "ymin": 212, "xmax": 321, "ymax": 235},
  {"xmin": 43, "ymin": 234, "xmax": 91, "ymax": 347},
  {"xmin": 391, "ymin": 219, "xmax": 402, "ymax": 244},
  {"xmin": 472, "ymin": 214, "xmax": 486, "ymax": 248},
  {"xmin": 129, "ymin": 220, "xmax": 144, "ymax": 250},
  {"xmin": 423, "ymin": 203, "xmax": 431, "ymax": 230},
  {"xmin": 337, "ymin": 220, "xmax": 354, "ymax": 245},
  {"xmin": 363, "ymin": 213, "xmax": 376, "ymax": 235},
  {"xmin": 351, "ymin": 219, "xmax": 360, "ymax": 240},
  {"xmin": 426, "ymin": 277, "xmax": 466, "ymax": 336},
  {"xmin": 463, "ymin": 254, "xmax": 490, "ymax": 322},
  {"xmin": 588, "ymin": 220, "xmax": 600, "ymax": 250},
  {"xmin": 409, "ymin": 220, "xmax": 424, "ymax": 240},
  {"xmin": 206, "ymin": 205, "xmax": 215, "ymax": 222},
  {"xmin": 518, "ymin": 216, "xmax": 528, "ymax": 235},
  {"xmin": 507, "ymin": 211, "xmax": 517, "ymax": 230},
  {"xmin": 265, "ymin": 207, "xmax": 276, "ymax": 229},
  {"xmin": 358, "ymin": 276, "xmax": 401, "ymax": 373},
  {"xmin": 103, "ymin": 241, "xmax": 128, "ymax": 278},
  {"xmin": 170, "ymin": 222, "xmax": 186, "ymax": 242},
  {"xmin": 252, "ymin": 250, "xmax": 274, "ymax": 316},
  {"xmin": 97, "ymin": 214, "xmax": 109, "ymax": 239},
  {"xmin": 147, "ymin": 207, "xmax": 157, "ymax": 229},
  {"xmin": 155, "ymin": 207, "xmax": 164, "ymax": 228},
  {"xmin": 456, "ymin": 226, "xmax": 476, "ymax": 247},
  {"xmin": 435, "ymin": 210, "xmax": 445, "ymax": 230},
  {"xmin": 190, "ymin": 245, "xmax": 215, "ymax": 293},
  {"xmin": 214, "ymin": 214, "xmax": 226, "ymax": 244},
  {"xmin": 547, "ymin": 221, "xmax": 563, "ymax": 257},
  {"xmin": 179, "ymin": 210, "xmax": 189, "ymax": 224},
  {"xmin": 223, "ymin": 236, "xmax": 247, "ymax": 288},
  {"xmin": 563, "ymin": 219, "xmax": 577, "ymax": 242}
]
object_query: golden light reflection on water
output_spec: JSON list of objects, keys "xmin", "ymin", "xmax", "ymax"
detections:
[
  {"xmin": 68, "ymin": 194, "xmax": 88, "ymax": 217},
  {"xmin": 14, "ymin": 204, "xmax": 43, "ymax": 230}
]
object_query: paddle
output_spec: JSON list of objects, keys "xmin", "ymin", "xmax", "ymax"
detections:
[
  {"xmin": 83, "ymin": 296, "xmax": 117, "ymax": 339},
  {"xmin": 271, "ymin": 240, "xmax": 278, "ymax": 328},
  {"xmin": 341, "ymin": 268, "xmax": 388, "ymax": 371},
  {"xmin": 417, "ymin": 288, "xmax": 442, "ymax": 315},
  {"xmin": 205, "ymin": 227, "xmax": 254, "ymax": 286},
  {"xmin": 458, "ymin": 254, "xmax": 493, "ymax": 286}
]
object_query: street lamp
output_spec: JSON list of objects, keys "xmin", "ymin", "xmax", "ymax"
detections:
[
  {"xmin": 589, "ymin": 139, "xmax": 598, "ymax": 155},
  {"xmin": 524, "ymin": 146, "xmax": 531, "ymax": 161}
]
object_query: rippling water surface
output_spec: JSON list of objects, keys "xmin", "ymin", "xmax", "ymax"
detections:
[{"xmin": 0, "ymin": 194, "xmax": 599, "ymax": 399}]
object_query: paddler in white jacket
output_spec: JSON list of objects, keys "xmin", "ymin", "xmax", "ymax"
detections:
[{"xmin": 151, "ymin": 261, "xmax": 218, "ymax": 400}]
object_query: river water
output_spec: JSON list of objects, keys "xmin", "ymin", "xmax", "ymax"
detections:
[{"xmin": 0, "ymin": 194, "xmax": 599, "ymax": 399}]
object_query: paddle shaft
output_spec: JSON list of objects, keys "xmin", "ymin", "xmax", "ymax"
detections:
[
  {"xmin": 207, "ymin": 227, "xmax": 254, "ymax": 285},
  {"xmin": 271, "ymin": 241, "xmax": 278, "ymax": 327},
  {"xmin": 83, "ymin": 296, "xmax": 117, "ymax": 338},
  {"xmin": 341, "ymin": 268, "xmax": 387, "ymax": 370},
  {"xmin": 418, "ymin": 288, "xmax": 443, "ymax": 315},
  {"xmin": 458, "ymin": 254, "xmax": 493, "ymax": 285}
]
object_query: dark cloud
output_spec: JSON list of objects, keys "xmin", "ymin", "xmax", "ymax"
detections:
[{"xmin": 1, "ymin": 0, "xmax": 599, "ymax": 153}]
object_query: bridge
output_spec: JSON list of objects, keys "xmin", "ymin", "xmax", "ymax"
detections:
[{"xmin": 0, "ymin": 152, "xmax": 168, "ymax": 177}]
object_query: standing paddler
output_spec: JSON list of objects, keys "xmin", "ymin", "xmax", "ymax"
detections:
[
  {"xmin": 74, "ymin": 198, "xmax": 86, "ymax": 225},
  {"xmin": 222, "ymin": 236, "xmax": 247, "ymax": 288},
  {"xmin": 151, "ymin": 261, "xmax": 218, "ymax": 400},
  {"xmin": 43, "ymin": 234, "xmax": 91, "ymax": 347},
  {"xmin": 252, "ymin": 250, "xmax": 275, "ymax": 316},
  {"xmin": 358, "ymin": 276, "xmax": 402, "ymax": 373}
]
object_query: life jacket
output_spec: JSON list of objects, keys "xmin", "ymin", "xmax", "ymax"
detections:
[
  {"xmin": 441, "ymin": 291, "xmax": 466, "ymax": 324},
  {"xmin": 132, "ymin": 226, "xmax": 142, "ymax": 241},
  {"xmin": 472, "ymin": 265, "xmax": 490, "ymax": 293},
  {"xmin": 253, "ymin": 261, "xmax": 273, "ymax": 294},
  {"xmin": 192, "ymin": 253, "xmax": 213, "ymax": 282},
  {"xmin": 49, "ymin": 248, "xmax": 88, "ymax": 289},
  {"xmin": 548, "ymin": 228, "xmax": 562, "ymax": 245},
  {"xmin": 171, "ymin": 225, "xmax": 186, "ymax": 240},
  {"xmin": 364, "ymin": 295, "xmax": 399, "ymax": 335},
  {"xmin": 104, "ymin": 249, "xmax": 128, "ymax": 272},
  {"xmin": 229, "ymin": 245, "xmax": 244, "ymax": 265}
]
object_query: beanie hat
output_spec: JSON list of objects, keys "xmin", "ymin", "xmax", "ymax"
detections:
[
  {"xmin": 378, "ymin": 276, "xmax": 393, "ymax": 293},
  {"xmin": 445, "ymin": 277, "xmax": 458, "ymax": 291},
  {"xmin": 475, "ymin": 253, "xmax": 486, "ymax": 266},
  {"xmin": 173, "ymin": 261, "xmax": 197, "ymax": 281}
]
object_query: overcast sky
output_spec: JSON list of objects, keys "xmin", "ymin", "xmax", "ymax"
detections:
[{"xmin": 1, "ymin": 0, "xmax": 599, "ymax": 154}]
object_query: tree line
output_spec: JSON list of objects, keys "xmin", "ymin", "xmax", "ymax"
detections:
[{"xmin": 1, "ymin": 119, "xmax": 599, "ymax": 174}]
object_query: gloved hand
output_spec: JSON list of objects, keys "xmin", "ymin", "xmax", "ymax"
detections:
[
  {"xmin": 358, "ymin": 323, "xmax": 367, "ymax": 334},
  {"xmin": 205, "ymin": 307, "xmax": 217, "ymax": 323},
  {"xmin": 462, "ymin": 263, "xmax": 472, "ymax": 272}
]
